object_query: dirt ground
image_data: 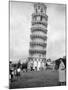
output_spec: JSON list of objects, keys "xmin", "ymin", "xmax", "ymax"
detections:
[{"xmin": 9, "ymin": 70, "xmax": 61, "ymax": 89}]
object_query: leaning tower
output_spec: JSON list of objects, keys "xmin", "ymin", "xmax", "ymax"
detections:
[{"xmin": 29, "ymin": 3, "xmax": 48, "ymax": 61}]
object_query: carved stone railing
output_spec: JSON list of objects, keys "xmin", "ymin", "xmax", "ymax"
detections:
[
  {"xmin": 29, "ymin": 49, "xmax": 46, "ymax": 55},
  {"xmin": 30, "ymin": 42, "xmax": 47, "ymax": 48},
  {"xmin": 30, "ymin": 34, "xmax": 47, "ymax": 41},
  {"xmin": 31, "ymin": 26, "xmax": 47, "ymax": 34},
  {"xmin": 32, "ymin": 20, "xmax": 48, "ymax": 27},
  {"xmin": 32, "ymin": 13, "xmax": 48, "ymax": 21}
]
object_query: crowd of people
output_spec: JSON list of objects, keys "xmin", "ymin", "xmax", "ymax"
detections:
[
  {"xmin": 28, "ymin": 58, "xmax": 46, "ymax": 71},
  {"xmin": 9, "ymin": 61, "xmax": 21, "ymax": 82},
  {"xmin": 9, "ymin": 56, "xmax": 66, "ymax": 85}
]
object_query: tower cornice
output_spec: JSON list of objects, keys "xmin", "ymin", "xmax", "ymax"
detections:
[
  {"xmin": 32, "ymin": 20, "xmax": 48, "ymax": 27},
  {"xmin": 30, "ymin": 34, "xmax": 47, "ymax": 41},
  {"xmin": 30, "ymin": 42, "xmax": 47, "ymax": 48},
  {"xmin": 31, "ymin": 26, "xmax": 47, "ymax": 34},
  {"xmin": 32, "ymin": 13, "xmax": 48, "ymax": 20}
]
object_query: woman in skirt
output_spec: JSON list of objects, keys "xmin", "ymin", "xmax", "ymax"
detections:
[{"xmin": 58, "ymin": 58, "xmax": 66, "ymax": 86}]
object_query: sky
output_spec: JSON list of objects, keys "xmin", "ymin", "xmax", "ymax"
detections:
[{"xmin": 10, "ymin": 1, "xmax": 66, "ymax": 61}]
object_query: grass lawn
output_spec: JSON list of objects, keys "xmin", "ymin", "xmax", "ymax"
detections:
[{"xmin": 9, "ymin": 70, "xmax": 59, "ymax": 89}]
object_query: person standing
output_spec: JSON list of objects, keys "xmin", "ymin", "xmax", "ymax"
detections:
[
  {"xmin": 37, "ymin": 59, "xmax": 41, "ymax": 71},
  {"xmin": 33, "ymin": 59, "xmax": 37, "ymax": 71},
  {"xmin": 58, "ymin": 59, "xmax": 66, "ymax": 86}
]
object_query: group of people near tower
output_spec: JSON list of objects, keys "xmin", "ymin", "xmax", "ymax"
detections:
[
  {"xmin": 28, "ymin": 56, "xmax": 66, "ymax": 85},
  {"xmin": 28, "ymin": 58, "xmax": 46, "ymax": 71},
  {"xmin": 9, "ymin": 56, "xmax": 66, "ymax": 85}
]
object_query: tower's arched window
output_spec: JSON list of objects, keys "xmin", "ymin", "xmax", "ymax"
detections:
[
  {"xmin": 33, "ymin": 16, "xmax": 36, "ymax": 21},
  {"xmin": 37, "ymin": 16, "xmax": 40, "ymax": 21},
  {"xmin": 37, "ymin": 5, "xmax": 41, "ymax": 13},
  {"xmin": 40, "ymin": 16, "xmax": 42, "ymax": 21},
  {"xmin": 38, "ymin": 5, "xmax": 40, "ymax": 9},
  {"xmin": 41, "ymin": 8, "xmax": 43, "ymax": 13},
  {"xmin": 36, "ymin": 8, "xmax": 37, "ymax": 13}
]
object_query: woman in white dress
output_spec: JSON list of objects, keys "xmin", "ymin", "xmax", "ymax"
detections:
[
  {"xmin": 59, "ymin": 59, "xmax": 66, "ymax": 85},
  {"xmin": 33, "ymin": 59, "xmax": 38, "ymax": 71},
  {"xmin": 37, "ymin": 60, "xmax": 41, "ymax": 71}
]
